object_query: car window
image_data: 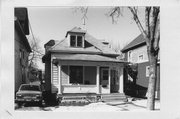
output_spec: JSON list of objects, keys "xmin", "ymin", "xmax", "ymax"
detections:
[{"xmin": 20, "ymin": 85, "xmax": 40, "ymax": 91}]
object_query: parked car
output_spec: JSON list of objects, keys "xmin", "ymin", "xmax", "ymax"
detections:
[{"xmin": 15, "ymin": 84, "xmax": 45, "ymax": 106}]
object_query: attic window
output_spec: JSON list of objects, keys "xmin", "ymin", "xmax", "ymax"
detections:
[
  {"xmin": 70, "ymin": 35, "xmax": 76, "ymax": 47},
  {"xmin": 70, "ymin": 35, "xmax": 83, "ymax": 47},
  {"xmin": 77, "ymin": 36, "xmax": 82, "ymax": 47}
]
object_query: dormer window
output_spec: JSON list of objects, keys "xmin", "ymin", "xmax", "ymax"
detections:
[
  {"xmin": 70, "ymin": 35, "xmax": 84, "ymax": 47},
  {"xmin": 70, "ymin": 35, "xmax": 76, "ymax": 47}
]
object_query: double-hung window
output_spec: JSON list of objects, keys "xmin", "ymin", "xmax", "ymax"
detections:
[{"xmin": 70, "ymin": 35, "xmax": 83, "ymax": 47}]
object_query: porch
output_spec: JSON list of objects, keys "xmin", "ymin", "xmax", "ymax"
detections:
[{"xmin": 51, "ymin": 58, "xmax": 125, "ymax": 95}]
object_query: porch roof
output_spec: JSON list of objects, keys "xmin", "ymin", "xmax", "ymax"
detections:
[{"xmin": 53, "ymin": 54, "xmax": 125, "ymax": 63}]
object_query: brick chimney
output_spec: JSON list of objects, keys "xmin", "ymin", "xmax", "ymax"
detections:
[{"xmin": 44, "ymin": 39, "xmax": 55, "ymax": 53}]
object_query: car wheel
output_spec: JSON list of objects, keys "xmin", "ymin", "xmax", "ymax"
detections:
[{"xmin": 17, "ymin": 102, "xmax": 22, "ymax": 107}]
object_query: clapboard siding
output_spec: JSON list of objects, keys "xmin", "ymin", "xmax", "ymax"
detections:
[
  {"xmin": 61, "ymin": 65, "xmax": 69, "ymax": 84},
  {"xmin": 51, "ymin": 63, "xmax": 59, "ymax": 93}
]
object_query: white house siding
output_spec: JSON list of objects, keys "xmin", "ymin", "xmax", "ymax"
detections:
[
  {"xmin": 128, "ymin": 45, "xmax": 148, "ymax": 63},
  {"xmin": 51, "ymin": 63, "xmax": 59, "ymax": 93}
]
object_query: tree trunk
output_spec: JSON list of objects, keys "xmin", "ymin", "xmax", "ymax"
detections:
[{"xmin": 147, "ymin": 53, "xmax": 157, "ymax": 110}]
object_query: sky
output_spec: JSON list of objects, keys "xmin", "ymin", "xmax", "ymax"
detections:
[{"xmin": 27, "ymin": 7, "xmax": 145, "ymax": 70}]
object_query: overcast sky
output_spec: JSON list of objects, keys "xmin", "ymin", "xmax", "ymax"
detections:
[{"xmin": 27, "ymin": 7, "xmax": 145, "ymax": 70}]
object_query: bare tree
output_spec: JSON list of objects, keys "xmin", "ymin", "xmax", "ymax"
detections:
[
  {"xmin": 77, "ymin": 6, "xmax": 160, "ymax": 110},
  {"xmin": 128, "ymin": 7, "xmax": 160, "ymax": 110},
  {"xmin": 28, "ymin": 36, "xmax": 44, "ymax": 69}
]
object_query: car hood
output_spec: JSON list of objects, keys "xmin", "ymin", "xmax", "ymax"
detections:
[{"xmin": 16, "ymin": 91, "xmax": 42, "ymax": 95}]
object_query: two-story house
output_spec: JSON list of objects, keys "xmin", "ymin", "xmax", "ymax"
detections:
[
  {"xmin": 42, "ymin": 27, "xmax": 127, "ymax": 101},
  {"xmin": 15, "ymin": 8, "xmax": 31, "ymax": 93},
  {"xmin": 121, "ymin": 34, "xmax": 160, "ymax": 99}
]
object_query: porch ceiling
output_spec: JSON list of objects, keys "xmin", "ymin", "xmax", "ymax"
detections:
[{"xmin": 52, "ymin": 54, "xmax": 126, "ymax": 63}]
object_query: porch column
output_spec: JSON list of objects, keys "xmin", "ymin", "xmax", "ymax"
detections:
[
  {"xmin": 96, "ymin": 66, "xmax": 100, "ymax": 94},
  {"xmin": 108, "ymin": 67, "xmax": 111, "ymax": 93},
  {"xmin": 58, "ymin": 64, "xmax": 62, "ymax": 94},
  {"xmin": 119, "ymin": 67, "xmax": 124, "ymax": 93}
]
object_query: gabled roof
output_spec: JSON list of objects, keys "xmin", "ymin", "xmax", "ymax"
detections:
[{"xmin": 121, "ymin": 34, "xmax": 146, "ymax": 52}]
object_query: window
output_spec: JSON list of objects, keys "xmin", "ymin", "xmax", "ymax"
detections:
[
  {"xmin": 70, "ymin": 35, "xmax": 76, "ymax": 47},
  {"xmin": 70, "ymin": 66, "xmax": 83, "ymax": 84},
  {"xmin": 77, "ymin": 36, "xmax": 83, "ymax": 47},
  {"xmin": 146, "ymin": 66, "xmax": 150, "ymax": 77},
  {"xmin": 20, "ymin": 85, "xmax": 40, "ymax": 91},
  {"xmin": 102, "ymin": 70, "xmax": 108, "ymax": 80},
  {"xmin": 101, "ymin": 68, "xmax": 109, "ymax": 81},
  {"xmin": 138, "ymin": 54, "xmax": 144, "ymax": 62},
  {"xmin": 70, "ymin": 35, "xmax": 83, "ymax": 47}
]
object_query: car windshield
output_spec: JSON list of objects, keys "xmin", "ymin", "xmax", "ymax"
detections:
[{"xmin": 20, "ymin": 85, "xmax": 40, "ymax": 91}]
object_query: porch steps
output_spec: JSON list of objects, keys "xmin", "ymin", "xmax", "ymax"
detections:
[{"xmin": 101, "ymin": 93, "xmax": 127, "ymax": 102}]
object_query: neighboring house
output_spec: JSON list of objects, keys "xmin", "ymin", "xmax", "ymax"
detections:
[
  {"xmin": 15, "ymin": 8, "xmax": 31, "ymax": 93},
  {"xmin": 42, "ymin": 27, "xmax": 126, "ymax": 98},
  {"xmin": 121, "ymin": 34, "xmax": 160, "ymax": 99}
]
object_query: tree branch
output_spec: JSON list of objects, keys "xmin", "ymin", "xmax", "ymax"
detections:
[{"xmin": 128, "ymin": 7, "xmax": 149, "ymax": 46}]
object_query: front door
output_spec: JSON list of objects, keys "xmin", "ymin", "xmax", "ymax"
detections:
[{"xmin": 110, "ymin": 69, "xmax": 119, "ymax": 93}]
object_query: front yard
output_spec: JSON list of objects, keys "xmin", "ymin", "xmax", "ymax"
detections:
[{"xmin": 15, "ymin": 98, "xmax": 160, "ymax": 111}]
